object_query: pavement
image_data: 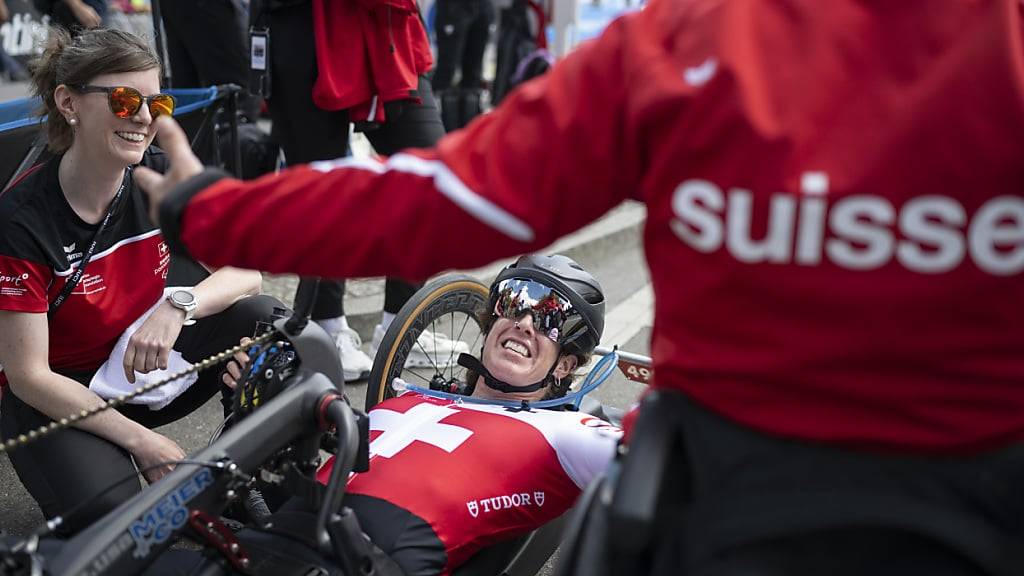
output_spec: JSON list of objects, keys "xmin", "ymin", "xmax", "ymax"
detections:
[{"xmin": 0, "ymin": 80, "xmax": 30, "ymax": 103}]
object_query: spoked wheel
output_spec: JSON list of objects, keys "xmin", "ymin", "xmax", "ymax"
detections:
[{"xmin": 366, "ymin": 274, "xmax": 490, "ymax": 411}]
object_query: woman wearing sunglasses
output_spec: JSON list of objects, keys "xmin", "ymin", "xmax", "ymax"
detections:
[
  {"xmin": 0, "ymin": 28, "xmax": 278, "ymax": 535},
  {"xmin": 216, "ymin": 254, "xmax": 619, "ymax": 576}
]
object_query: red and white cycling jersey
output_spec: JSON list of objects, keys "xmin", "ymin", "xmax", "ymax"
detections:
[
  {"xmin": 172, "ymin": 0, "xmax": 1024, "ymax": 452},
  {"xmin": 317, "ymin": 393, "xmax": 620, "ymax": 571}
]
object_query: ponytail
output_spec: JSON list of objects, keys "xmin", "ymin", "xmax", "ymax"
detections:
[{"xmin": 30, "ymin": 27, "xmax": 74, "ymax": 151}]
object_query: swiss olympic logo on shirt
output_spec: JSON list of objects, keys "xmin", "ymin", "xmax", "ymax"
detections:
[
  {"xmin": 72, "ymin": 273, "xmax": 107, "ymax": 296},
  {"xmin": 466, "ymin": 491, "xmax": 546, "ymax": 518},
  {"xmin": 155, "ymin": 241, "xmax": 171, "ymax": 279}
]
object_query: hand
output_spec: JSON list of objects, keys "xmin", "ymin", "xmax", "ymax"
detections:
[
  {"xmin": 123, "ymin": 301, "xmax": 186, "ymax": 384},
  {"xmin": 135, "ymin": 116, "xmax": 205, "ymax": 225},
  {"xmin": 221, "ymin": 337, "xmax": 253, "ymax": 389},
  {"xmin": 0, "ymin": 0, "xmax": 10, "ymax": 24},
  {"xmin": 130, "ymin": 430, "xmax": 186, "ymax": 483},
  {"xmin": 66, "ymin": 0, "xmax": 102, "ymax": 28}
]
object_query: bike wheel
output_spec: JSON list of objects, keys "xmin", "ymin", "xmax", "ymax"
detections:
[{"xmin": 366, "ymin": 274, "xmax": 490, "ymax": 411}]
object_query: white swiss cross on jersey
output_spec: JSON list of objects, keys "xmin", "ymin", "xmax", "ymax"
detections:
[
  {"xmin": 339, "ymin": 393, "xmax": 620, "ymax": 572},
  {"xmin": 369, "ymin": 402, "xmax": 474, "ymax": 457}
]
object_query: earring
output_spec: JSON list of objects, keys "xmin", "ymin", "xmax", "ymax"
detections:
[{"xmin": 68, "ymin": 117, "xmax": 78, "ymax": 125}]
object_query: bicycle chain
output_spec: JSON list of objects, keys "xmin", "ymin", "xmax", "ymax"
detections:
[{"xmin": 0, "ymin": 332, "xmax": 276, "ymax": 454}]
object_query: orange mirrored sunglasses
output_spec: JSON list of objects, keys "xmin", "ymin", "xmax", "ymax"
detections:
[{"xmin": 74, "ymin": 85, "xmax": 176, "ymax": 119}]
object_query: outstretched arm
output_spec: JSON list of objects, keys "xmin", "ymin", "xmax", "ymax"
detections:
[{"xmin": 139, "ymin": 12, "xmax": 638, "ymax": 281}]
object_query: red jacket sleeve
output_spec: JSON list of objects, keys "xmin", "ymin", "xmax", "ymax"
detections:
[
  {"xmin": 176, "ymin": 12, "xmax": 638, "ymax": 281},
  {"xmin": 352, "ymin": 0, "xmax": 419, "ymax": 13}
]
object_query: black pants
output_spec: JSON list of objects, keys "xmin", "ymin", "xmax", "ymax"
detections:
[
  {"xmin": 266, "ymin": 1, "xmax": 447, "ymax": 320},
  {"xmin": 0, "ymin": 295, "xmax": 283, "ymax": 536},
  {"xmin": 346, "ymin": 493, "xmax": 446, "ymax": 576},
  {"xmin": 432, "ymin": 0, "xmax": 495, "ymax": 92},
  {"xmin": 573, "ymin": 391, "xmax": 1024, "ymax": 576},
  {"xmin": 250, "ymin": 494, "xmax": 445, "ymax": 576},
  {"xmin": 159, "ymin": 0, "xmax": 261, "ymax": 121}
]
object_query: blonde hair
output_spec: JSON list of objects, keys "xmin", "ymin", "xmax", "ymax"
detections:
[{"xmin": 30, "ymin": 27, "xmax": 161, "ymax": 152}]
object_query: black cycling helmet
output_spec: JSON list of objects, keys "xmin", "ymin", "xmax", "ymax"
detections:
[{"xmin": 487, "ymin": 254, "xmax": 605, "ymax": 358}]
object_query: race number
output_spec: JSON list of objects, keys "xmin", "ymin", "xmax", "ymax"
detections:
[{"xmin": 618, "ymin": 359, "xmax": 652, "ymax": 384}]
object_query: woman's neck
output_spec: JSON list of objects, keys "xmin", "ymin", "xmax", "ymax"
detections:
[
  {"xmin": 470, "ymin": 375, "xmax": 547, "ymax": 403},
  {"xmin": 59, "ymin": 144, "xmax": 128, "ymax": 224}
]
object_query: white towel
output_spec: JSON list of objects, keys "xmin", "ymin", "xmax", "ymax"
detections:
[{"xmin": 89, "ymin": 288, "xmax": 198, "ymax": 411}]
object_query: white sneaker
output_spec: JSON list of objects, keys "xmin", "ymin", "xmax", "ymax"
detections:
[
  {"xmin": 369, "ymin": 324, "xmax": 387, "ymax": 360},
  {"xmin": 406, "ymin": 329, "xmax": 470, "ymax": 369},
  {"xmin": 334, "ymin": 326, "xmax": 372, "ymax": 382}
]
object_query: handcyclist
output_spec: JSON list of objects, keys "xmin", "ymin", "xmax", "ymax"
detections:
[
  {"xmin": 222, "ymin": 255, "xmax": 620, "ymax": 576},
  {"xmin": 0, "ymin": 28, "xmax": 280, "ymax": 536},
  {"xmin": 140, "ymin": 0, "xmax": 1023, "ymax": 573}
]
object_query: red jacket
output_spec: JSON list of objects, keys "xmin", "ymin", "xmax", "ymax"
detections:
[
  {"xmin": 169, "ymin": 0, "xmax": 1024, "ymax": 453},
  {"xmin": 311, "ymin": 0, "xmax": 433, "ymax": 123}
]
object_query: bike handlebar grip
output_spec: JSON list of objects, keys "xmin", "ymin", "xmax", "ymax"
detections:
[
  {"xmin": 354, "ymin": 409, "xmax": 370, "ymax": 473},
  {"xmin": 286, "ymin": 277, "xmax": 321, "ymax": 334}
]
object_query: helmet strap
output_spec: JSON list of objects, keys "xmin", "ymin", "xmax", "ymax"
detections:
[{"xmin": 457, "ymin": 353, "xmax": 555, "ymax": 394}]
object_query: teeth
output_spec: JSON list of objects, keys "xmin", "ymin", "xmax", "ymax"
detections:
[
  {"xmin": 502, "ymin": 340, "xmax": 529, "ymax": 357},
  {"xmin": 116, "ymin": 131, "xmax": 145, "ymax": 142}
]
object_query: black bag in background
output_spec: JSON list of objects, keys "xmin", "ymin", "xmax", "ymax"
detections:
[
  {"xmin": 230, "ymin": 121, "xmax": 280, "ymax": 180},
  {"xmin": 438, "ymin": 88, "xmax": 485, "ymax": 132},
  {"xmin": 492, "ymin": 0, "xmax": 550, "ymax": 106},
  {"xmin": 211, "ymin": 116, "xmax": 279, "ymax": 181}
]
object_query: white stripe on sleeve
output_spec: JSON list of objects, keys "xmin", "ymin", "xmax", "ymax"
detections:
[
  {"xmin": 387, "ymin": 153, "xmax": 535, "ymax": 242},
  {"xmin": 308, "ymin": 153, "xmax": 535, "ymax": 242},
  {"xmin": 310, "ymin": 157, "xmax": 387, "ymax": 174}
]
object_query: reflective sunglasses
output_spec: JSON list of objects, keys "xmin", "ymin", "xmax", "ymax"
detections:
[
  {"xmin": 492, "ymin": 278, "xmax": 584, "ymax": 343},
  {"xmin": 74, "ymin": 85, "xmax": 176, "ymax": 119}
]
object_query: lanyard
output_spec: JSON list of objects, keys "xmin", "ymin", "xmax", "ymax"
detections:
[{"xmin": 48, "ymin": 168, "xmax": 131, "ymax": 317}]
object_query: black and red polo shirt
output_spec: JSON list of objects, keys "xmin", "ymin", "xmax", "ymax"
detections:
[{"xmin": 0, "ymin": 150, "xmax": 170, "ymax": 385}]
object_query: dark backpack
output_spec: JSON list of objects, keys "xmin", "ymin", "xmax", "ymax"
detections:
[
  {"xmin": 213, "ymin": 116, "xmax": 280, "ymax": 181},
  {"xmin": 492, "ymin": 0, "xmax": 550, "ymax": 106}
]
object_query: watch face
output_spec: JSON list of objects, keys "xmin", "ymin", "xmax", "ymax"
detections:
[{"xmin": 171, "ymin": 290, "xmax": 196, "ymax": 307}]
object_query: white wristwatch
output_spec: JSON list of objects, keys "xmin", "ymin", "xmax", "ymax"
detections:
[{"xmin": 166, "ymin": 288, "xmax": 198, "ymax": 326}]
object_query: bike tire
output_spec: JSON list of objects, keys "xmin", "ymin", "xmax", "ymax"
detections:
[{"xmin": 366, "ymin": 274, "xmax": 490, "ymax": 411}]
